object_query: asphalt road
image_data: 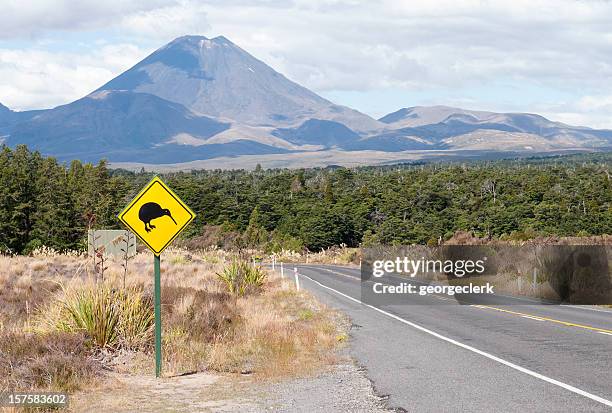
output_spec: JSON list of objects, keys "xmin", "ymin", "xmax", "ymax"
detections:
[{"xmin": 287, "ymin": 264, "xmax": 612, "ymax": 412}]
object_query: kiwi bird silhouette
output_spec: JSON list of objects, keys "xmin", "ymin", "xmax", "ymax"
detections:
[{"xmin": 139, "ymin": 202, "xmax": 177, "ymax": 232}]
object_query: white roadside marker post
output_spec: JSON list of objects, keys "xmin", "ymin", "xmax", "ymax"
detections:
[
  {"xmin": 294, "ymin": 267, "xmax": 300, "ymax": 290},
  {"xmin": 272, "ymin": 255, "xmax": 275, "ymax": 271},
  {"xmin": 280, "ymin": 262, "xmax": 284, "ymax": 279}
]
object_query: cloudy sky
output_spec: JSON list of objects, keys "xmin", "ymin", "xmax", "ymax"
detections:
[{"xmin": 1, "ymin": 0, "xmax": 612, "ymax": 127}]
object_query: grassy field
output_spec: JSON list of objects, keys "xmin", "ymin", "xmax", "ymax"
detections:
[{"xmin": 0, "ymin": 247, "xmax": 346, "ymax": 404}]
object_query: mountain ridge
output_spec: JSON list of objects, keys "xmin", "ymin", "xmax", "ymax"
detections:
[{"xmin": 2, "ymin": 35, "xmax": 611, "ymax": 166}]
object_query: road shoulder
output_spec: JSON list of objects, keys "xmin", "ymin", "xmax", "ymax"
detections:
[{"xmin": 71, "ymin": 352, "xmax": 390, "ymax": 412}]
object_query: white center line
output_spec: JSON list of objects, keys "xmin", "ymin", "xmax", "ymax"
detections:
[{"xmin": 297, "ymin": 270, "xmax": 612, "ymax": 408}]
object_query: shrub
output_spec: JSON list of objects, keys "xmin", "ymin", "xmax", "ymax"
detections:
[
  {"xmin": 180, "ymin": 224, "xmax": 242, "ymax": 250},
  {"xmin": 162, "ymin": 286, "xmax": 239, "ymax": 342},
  {"xmin": 36, "ymin": 284, "xmax": 154, "ymax": 350},
  {"xmin": 0, "ymin": 275, "xmax": 59, "ymax": 329},
  {"xmin": 216, "ymin": 261, "xmax": 267, "ymax": 296},
  {"xmin": 0, "ymin": 332, "xmax": 100, "ymax": 392},
  {"xmin": 265, "ymin": 232, "xmax": 304, "ymax": 253},
  {"xmin": 338, "ymin": 248, "xmax": 360, "ymax": 264},
  {"xmin": 23, "ymin": 238, "xmax": 44, "ymax": 255}
]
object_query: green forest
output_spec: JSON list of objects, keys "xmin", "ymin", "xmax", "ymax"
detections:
[{"xmin": 1, "ymin": 144, "xmax": 610, "ymax": 254}]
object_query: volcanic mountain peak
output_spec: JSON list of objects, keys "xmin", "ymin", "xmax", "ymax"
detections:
[{"xmin": 95, "ymin": 35, "xmax": 380, "ymax": 131}]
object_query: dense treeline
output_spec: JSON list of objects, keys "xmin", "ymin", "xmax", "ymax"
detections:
[
  {"xmin": 1, "ymin": 145, "xmax": 610, "ymax": 253},
  {"xmin": 0, "ymin": 145, "xmax": 128, "ymax": 253}
]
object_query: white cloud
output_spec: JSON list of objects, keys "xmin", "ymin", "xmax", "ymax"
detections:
[
  {"xmin": 1, "ymin": 0, "xmax": 612, "ymax": 126},
  {"xmin": 0, "ymin": 44, "xmax": 150, "ymax": 110},
  {"xmin": 202, "ymin": 0, "xmax": 612, "ymax": 93},
  {"xmin": 0, "ymin": 0, "xmax": 175, "ymax": 39},
  {"xmin": 539, "ymin": 95, "xmax": 612, "ymax": 129},
  {"xmin": 0, "ymin": 0, "xmax": 211, "ymax": 110},
  {"xmin": 119, "ymin": 0, "xmax": 210, "ymax": 40}
]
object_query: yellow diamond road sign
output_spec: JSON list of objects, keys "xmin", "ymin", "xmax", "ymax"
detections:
[{"xmin": 118, "ymin": 176, "xmax": 195, "ymax": 255}]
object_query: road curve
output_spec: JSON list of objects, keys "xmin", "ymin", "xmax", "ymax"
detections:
[{"xmin": 288, "ymin": 264, "xmax": 612, "ymax": 412}]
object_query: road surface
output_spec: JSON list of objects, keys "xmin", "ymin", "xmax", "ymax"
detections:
[{"xmin": 288, "ymin": 264, "xmax": 612, "ymax": 412}]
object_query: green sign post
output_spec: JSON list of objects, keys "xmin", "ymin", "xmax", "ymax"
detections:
[
  {"xmin": 154, "ymin": 254, "xmax": 162, "ymax": 377},
  {"xmin": 118, "ymin": 176, "xmax": 196, "ymax": 377}
]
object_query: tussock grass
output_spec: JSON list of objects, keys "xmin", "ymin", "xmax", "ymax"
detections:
[
  {"xmin": 34, "ymin": 284, "xmax": 154, "ymax": 350},
  {"xmin": 216, "ymin": 260, "xmax": 267, "ymax": 296}
]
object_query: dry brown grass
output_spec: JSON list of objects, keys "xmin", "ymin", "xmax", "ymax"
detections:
[
  {"xmin": 445, "ymin": 230, "xmax": 612, "ymax": 246},
  {"xmin": 0, "ymin": 247, "xmax": 345, "ymax": 398},
  {"xmin": 206, "ymin": 280, "xmax": 342, "ymax": 378},
  {"xmin": 0, "ymin": 332, "xmax": 100, "ymax": 393}
]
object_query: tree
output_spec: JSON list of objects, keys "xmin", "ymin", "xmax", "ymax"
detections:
[
  {"xmin": 0, "ymin": 145, "xmax": 609, "ymax": 253},
  {"xmin": 243, "ymin": 206, "xmax": 268, "ymax": 246}
]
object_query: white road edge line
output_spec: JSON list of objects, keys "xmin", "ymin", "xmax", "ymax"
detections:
[
  {"xmin": 598, "ymin": 331, "xmax": 612, "ymax": 337},
  {"xmin": 561, "ymin": 305, "xmax": 612, "ymax": 314},
  {"xmin": 297, "ymin": 271, "xmax": 612, "ymax": 408}
]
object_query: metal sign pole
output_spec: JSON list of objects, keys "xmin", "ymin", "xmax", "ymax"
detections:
[{"xmin": 154, "ymin": 254, "xmax": 162, "ymax": 378}]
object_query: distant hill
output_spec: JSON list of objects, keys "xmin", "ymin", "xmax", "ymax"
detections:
[
  {"xmin": 2, "ymin": 36, "xmax": 611, "ymax": 167},
  {"xmin": 367, "ymin": 105, "xmax": 611, "ymax": 152},
  {"xmin": 0, "ymin": 102, "xmax": 12, "ymax": 124},
  {"xmin": 272, "ymin": 119, "xmax": 361, "ymax": 147},
  {"xmin": 7, "ymin": 91, "xmax": 232, "ymax": 161}
]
